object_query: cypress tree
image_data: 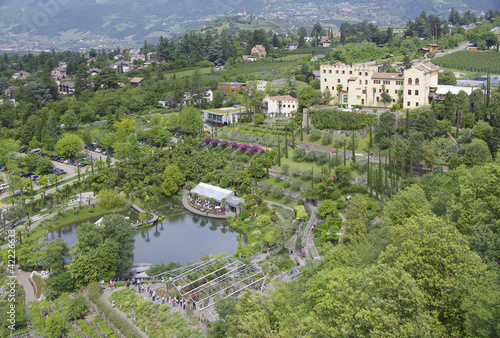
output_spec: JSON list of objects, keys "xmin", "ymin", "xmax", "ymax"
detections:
[
  {"xmin": 352, "ymin": 132, "xmax": 356, "ymax": 163},
  {"xmin": 378, "ymin": 151, "xmax": 382, "ymax": 195},
  {"xmin": 336, "ymin": 148, "xmax": 339, "ymax": 166},
  {"xmin": 405, "ymin": 109, "xmax": 410, "ymax": 136},
  {"xmin": 284, "ymin": 132, "xmax": 288, "ymax": 159},
  {"xmin": 369, "ymin": 124, "xmax": 373, "ymax": 148},
  {"xmin": 368, "ymin": 148, "xmax": 372, "ymax": 196},
  {"xmin": 344, "ymin": 142, "xmax": 346, "ymax": 166},
  {"xmin": 388, "ymin": 148, "xmax": 392, "ymax": 195},
  {"xmin": 311, "ymin": 167, "xmax": 314, "ymax": 189},
  {"xmin": 486, "ymin": 71, "xmax": 491, "ymax": 107},
  {"xmin": 384, "ymin": 155, "xmax": 388, "ymax": 193},
  {"xmin": 292, "ymin": 129, "xmax": 295, "ymax": 148},
  {"xmin": 277, "ymin": 135, "xmax": 281, "ymax": 166},
  {"xmin": 410, "ymin": 150, "xmax": 414, "ymax": 179}
]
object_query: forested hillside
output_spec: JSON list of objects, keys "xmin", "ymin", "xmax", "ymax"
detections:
[{"xmin": 0, "ymin": 0, "xmax": 499, "ymax": 47}]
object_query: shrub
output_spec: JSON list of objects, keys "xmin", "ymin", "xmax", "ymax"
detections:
[
  {"xmin": 66, "ymin": 294, "xmax": 87, "ymax": 320},
  {"xmin": 310, "ymin": 129, "xmax": 322, "ymax": 142},
  {"xmin": 293, "ymin": 148, "xmax": 306, "ymax": 162},
  {"xmin": 321, "ymin": 133, "xmax": 333, "ymax": 145},
  {"xmin": 271, "ymin": 187, "xmax": 285, "ymax": 198},
  {"xmin": 296, "ymin": 199, "xmax": 304, "ymax": 205},
  {"xmin": 98, "ymin": 189, "xmax": 126, "ymax": 210},
  {"xmin": 305, "ymin": 150, "xmax": 317, "ymax": 162},
  {"xmin": 239, "ymin": 209, "xmax": 249, "ymax": 220},
  {"xmin": 315, "ymin": 151, "xmax": 329, "ymax": 165},
  {"xmin": 256, "ymin": 215, "xmax": 272, "ymax": 224}
]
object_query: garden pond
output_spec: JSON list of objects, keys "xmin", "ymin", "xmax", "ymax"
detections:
[{"xmin": 46, "ymin": 198, "xmax": 242, "ymax": 264}]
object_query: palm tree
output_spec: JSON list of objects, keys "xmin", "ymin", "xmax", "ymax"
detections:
[
  {"xmin": 372, "ymin": 87, "xmax": 377, "ymax": 105},
  {"xmin": 336, "ymin": 84, "xmax": 343, "ymax": 105},
  {"xmin": 278, "ymin": 100, "xmax": 283, "ymax": 117}
]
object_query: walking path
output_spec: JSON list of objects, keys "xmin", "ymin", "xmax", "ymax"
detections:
[
  {"xmin": 99, "ymin": 286, "xmax": 147, "ymax": 338},
  {"xmin": 304, "ymin": 230, "xmax": 321, "ymax": 261},
  {"xmin": 13, "ymin": 265, "xmax": 36, "ymax": 304},
  {"xmin": 181, "ymin": 190, "xmax": 235, "ymax": 219},
  {"xmin": 130, "ymin": 203, "xmax": 159, "ymax": 227}
]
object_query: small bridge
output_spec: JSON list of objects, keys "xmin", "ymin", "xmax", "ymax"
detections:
[{"xmin": 130, "ymin": 203, "xmax": 159, "ymax": 228}]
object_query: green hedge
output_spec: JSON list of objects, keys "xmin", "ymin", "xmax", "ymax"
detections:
[
  {"xmin": 87, "ymin": 283, "xmax": 143, "ymax": 338},
  {"xmin": 311, "ymin": 109, "xmax": 369, "ymax": 130}
]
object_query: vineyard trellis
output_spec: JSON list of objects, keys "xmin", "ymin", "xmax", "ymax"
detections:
[{"xmin": 431, "ymin": 51, "xmax": 500, "ymax": 74}]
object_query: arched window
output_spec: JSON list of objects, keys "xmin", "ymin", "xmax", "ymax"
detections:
[
  {"xmin": 408, "ymin": 78, "xmax": 412, "ymax": 85},
  {"xmin": 415, "ymin": 78, "xmax": 420, "ymax": 85}
]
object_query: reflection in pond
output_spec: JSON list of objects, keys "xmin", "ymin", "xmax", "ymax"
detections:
[{"xmin": 47, "ymin": 208, "xmax": 242, "ymax": 265}]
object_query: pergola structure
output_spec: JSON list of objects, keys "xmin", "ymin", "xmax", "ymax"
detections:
[{"xmin": 151, "ymin": 256, "xmax": 267, "ymax": 321}]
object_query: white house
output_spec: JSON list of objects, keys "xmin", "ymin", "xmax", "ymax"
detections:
[
  {"xmin": 262, "ymin": 95, "xmax": 298, "ymax": 118},
  {"xmin": 183, "ymin": 89, "xmax": 213, "ymax": 106},
  {"xmin": 246, "ymin": 80, "xmax": 268, "ymax": 92}
]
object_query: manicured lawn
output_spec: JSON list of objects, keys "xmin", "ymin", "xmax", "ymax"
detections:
[{"xmin": 46, "ymin": 206, "xmax": 125, "ymax": 230}]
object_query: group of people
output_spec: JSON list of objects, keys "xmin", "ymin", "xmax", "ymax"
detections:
[
  {"xmin": 189, "ymin": 195, "xmax": 225, "ymax": 215},
  {"xmin": 139, "ymin": 284, "xmax": 197, "ymax": 311}
]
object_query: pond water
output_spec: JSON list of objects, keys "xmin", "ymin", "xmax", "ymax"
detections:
[{"xmin": 46, "ymin": 200, "xmax": 242, "ymax": 265}]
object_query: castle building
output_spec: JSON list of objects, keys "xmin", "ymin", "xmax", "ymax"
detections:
[{"xmin": 320, "ymin": 62, "xmax": 439, "ymax": 108}]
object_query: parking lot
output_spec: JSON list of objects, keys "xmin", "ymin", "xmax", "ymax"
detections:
[{"xmin": 0, "ymin": 148, "xmax": 122, "ymax": 200}]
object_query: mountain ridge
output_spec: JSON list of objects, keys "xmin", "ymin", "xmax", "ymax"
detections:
[{"xmin": 0, "ymin": 0, "xmax": 499, "ymax": 50}]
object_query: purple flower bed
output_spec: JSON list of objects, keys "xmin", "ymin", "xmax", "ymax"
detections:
[
  {"xmin": 250, "ymin": 145, "xmax": 263, "ymax": 154},
  {"xmin": 206, "ymin": 138, "xmax": 264, "ymax": 155},
  {"xmin": 240, "ymin": 144, "xmax": 251, "ymax": 152}
]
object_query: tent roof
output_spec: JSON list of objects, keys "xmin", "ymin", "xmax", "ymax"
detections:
[{"xmin": 190, "ymin": 183, "xmax": 234, "ymax": 202}]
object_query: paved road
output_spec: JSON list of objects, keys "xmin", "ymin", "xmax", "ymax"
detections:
[{"xmin": 13, "ymin": 265, "xmax": 36, "ymax": 304}]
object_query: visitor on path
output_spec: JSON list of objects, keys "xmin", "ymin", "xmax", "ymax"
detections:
[
  {"xmin": 112, "ymin": 300, "xmax": 115, "ymax": 307},
  {"xmin": 162, "ymin": 295, "xmax": 165, "ymax": 304}
]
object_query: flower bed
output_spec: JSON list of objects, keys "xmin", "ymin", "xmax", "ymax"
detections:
[{"xmin": 205, "ymin": 138, "xmax": 265, "ymax": 155}]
